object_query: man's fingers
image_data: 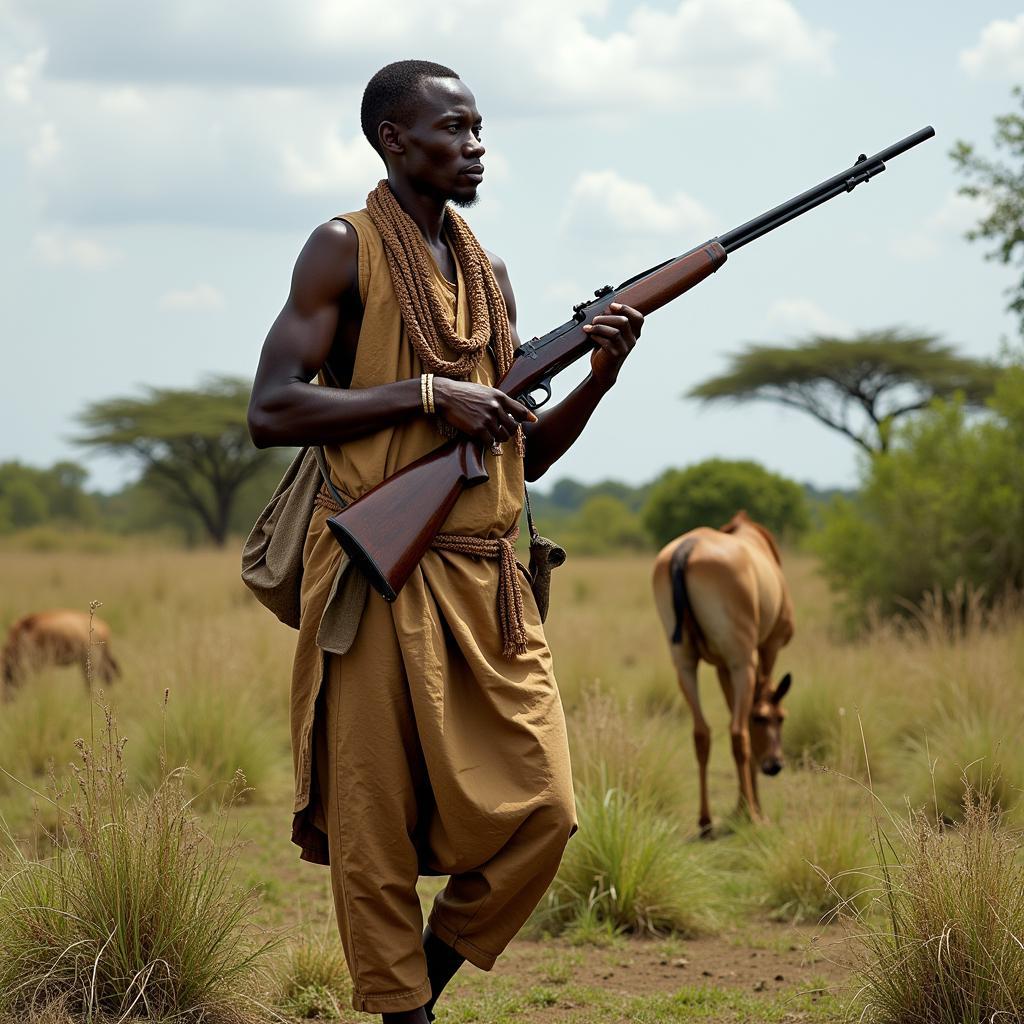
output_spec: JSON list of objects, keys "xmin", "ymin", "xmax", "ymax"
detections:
[
  {"xmin": 609, "ymin": 301, "xmax": 644, "ymax": 329},
  {"xmin": 501, "ymin": 396, "xmax": 538, "ymax": 423}
]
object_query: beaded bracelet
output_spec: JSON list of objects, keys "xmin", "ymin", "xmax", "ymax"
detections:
[{"xmin": 420, "ymin": 372, "xmax": 435, "ymax": 414}]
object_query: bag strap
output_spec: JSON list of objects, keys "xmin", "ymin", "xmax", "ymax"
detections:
[
  {"xmin": 313, "ymin": 360, "xmax": 349, "ymax": 510},
  {"xmin": 524, "ymin": 484, "xmax": 539, "ymax": 543}
]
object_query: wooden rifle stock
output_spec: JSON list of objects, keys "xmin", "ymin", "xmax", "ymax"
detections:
[{"xmin": 328, "ymin": 126, "xmax": 935, "ymax": 601}]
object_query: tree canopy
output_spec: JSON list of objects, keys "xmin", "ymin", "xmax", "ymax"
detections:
[
  {"xmin": 817, "ymin": 354, "xmax": 1024, "ymax": 625},
  {"xmin": 687, "ymin": 329, "xmax": 997, "ymax": 453},
  {"xmin": 952, "ymin": 85, "xmax": 1024, "ymax": 335},
  {"xmin": 641, "ymin": 458, "xmax": 808, "ymax": 548},
  {"xmin": 75, "ymin": 375, "xmax": 275, "ymax": 546}
]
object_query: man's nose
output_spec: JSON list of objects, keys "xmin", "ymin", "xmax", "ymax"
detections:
[{"xmin": 465, "ymin": 138, "xmax": 485, "ymax": 159}]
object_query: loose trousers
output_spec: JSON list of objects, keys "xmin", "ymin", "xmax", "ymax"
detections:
[{"xmin": 310, "ymin": 570, "xmax": 578, "ymax": 1014}]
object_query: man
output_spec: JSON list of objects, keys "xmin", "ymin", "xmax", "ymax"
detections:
[{"xmin": 247, "ymin": 60, "xmax": 643, "ymax": 1023}]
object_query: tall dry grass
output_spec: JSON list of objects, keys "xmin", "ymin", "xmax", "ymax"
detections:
[
  {"xmin": 0, "ymin": 669, "xmax": 282, "ymax": 1022},
  {"xmin": 848, "ymin": 781, "xmax": 1024, "ymax": 1023},
  {"xmin": 0, "ymin": 544, "xmax": 1022, "ymax": 965}
]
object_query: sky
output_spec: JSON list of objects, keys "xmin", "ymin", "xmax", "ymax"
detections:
[{"xmin": 1, "ymin": 0, "xmax": 1022, "ymax": 494}]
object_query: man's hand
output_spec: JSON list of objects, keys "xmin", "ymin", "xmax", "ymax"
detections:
[
  {"xmin": 433, "ymin": 378, "xmax": 538, "ymax": 447},
  {"xmin": 583, "ymin": 302, "xmax": 644, "ymax": 389}
]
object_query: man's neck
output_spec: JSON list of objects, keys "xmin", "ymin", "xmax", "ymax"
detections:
[{"xmin": 386, "ymin": 175, "xmax": 448, "ymax": 245}]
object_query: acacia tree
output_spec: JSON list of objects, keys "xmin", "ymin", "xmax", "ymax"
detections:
[
  {"xmin": 75, "ymin": 375, "xmax": 275, "ymax": 546},
  {"xmin": 687, "ymin": 329, "xmax": 997, "ymax": 454},
  {"xmin": 952, "ymin": 85, "xmax": 1024, "ymax": 334}
]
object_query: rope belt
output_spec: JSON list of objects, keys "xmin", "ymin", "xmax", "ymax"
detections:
[{"xmin": 314, "ymin": 485, "xmax": 528, "ymax": 659}]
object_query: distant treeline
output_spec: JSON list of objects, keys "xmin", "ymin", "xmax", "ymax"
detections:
[
  {"xmin": 4, "ymin": 355, "xmax": 1022, "ymax": 631},
  {"xmin": 0, "ymin": 452, "xmax": 840, "ymax": 557},
  {"xmin": 0, "ymin": 453, "xmax": 292, "ymax": 547}
]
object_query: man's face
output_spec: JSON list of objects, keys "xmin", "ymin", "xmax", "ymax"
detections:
[{"xmin": 390, "ymin": 77, "xmax": 485, "ymax": 207}]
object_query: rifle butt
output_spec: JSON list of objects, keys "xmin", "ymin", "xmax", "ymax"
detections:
[{"xmin": 326, "ymin": 438, "xmax": 488, "ymax": 601}]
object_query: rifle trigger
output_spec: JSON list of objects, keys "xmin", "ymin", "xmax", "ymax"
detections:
[{"xmin": 522, "ymin": 379, "xmax": 552, "ymax": 411}]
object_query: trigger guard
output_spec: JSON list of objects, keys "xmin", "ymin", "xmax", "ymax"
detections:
[{"xmin": 521, "ymin": 381, "xmax": 552, "ymax": 410}]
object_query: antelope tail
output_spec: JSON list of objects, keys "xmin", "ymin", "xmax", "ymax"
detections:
[{"xmin": 669, "ymin": 538, "xmax": 703, "ymax": 647}]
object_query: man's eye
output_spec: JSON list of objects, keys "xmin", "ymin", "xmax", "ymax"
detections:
[
  {"xmin": 473, "ymin": 126, "xmax": 482, "ymax": 139},
  {"xmin": 448, "ymin": 125, "xmax": 460, "ymax": 134}
]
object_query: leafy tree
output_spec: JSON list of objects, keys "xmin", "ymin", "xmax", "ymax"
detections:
[
  {"xmin": 817, "ymin": 355, "xmax": 1024, "ymax": 624},
  {"xmin": 952, "ymin": 86, "xmax": 1024, "ymax": 334},
  {"xmin": 0, "ymin": 460, "xmax": 99, "ymax": 532},
  {"xmin": 642, "ymin": 458, "xmax": 808, "ymax": 548},
  {"xmin": 75, "ymin": 375, "xmax": 275, "ymax": 547},
  {"xmin": 566, "ymin": 495, "xmax": 650, "ymax": 555},
  {"xmin": 687, "ymin": 330, "xmax": 996, "ymax": 453}
]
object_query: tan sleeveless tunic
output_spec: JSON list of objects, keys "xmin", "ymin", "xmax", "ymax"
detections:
[{"xmin": 289, "ymin": 208, "xmax": 554, "ymax": 864}]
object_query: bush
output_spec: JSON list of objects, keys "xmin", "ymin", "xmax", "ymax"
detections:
[
  {"xmin": 556, "ymin": 495, "xmax": 651, "ymax": 555},
  {"xmin": 817, "ymin": 360, "xmax": 1024, "ymax": 623},
  {"xmin": 642, "ymin": 458, "xmax": 809, "ymax": 548}
]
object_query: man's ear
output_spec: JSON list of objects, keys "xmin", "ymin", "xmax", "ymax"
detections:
[{"xmin": 378, "ymin": 121, "xmax": 404, "ymax": 158}]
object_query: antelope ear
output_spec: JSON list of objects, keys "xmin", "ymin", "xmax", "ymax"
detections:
[{"xmin": 771, "ymin": 673, "xmax": 792, "ymax": 704}]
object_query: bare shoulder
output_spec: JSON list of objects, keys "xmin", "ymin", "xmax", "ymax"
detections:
[
  {"xmin": 291, "ymin": 218, "xmax": 359, "ymax": 305},
  {"xmin": 484, "ymin": 247, "xmax": 516, "ymax": 320}
]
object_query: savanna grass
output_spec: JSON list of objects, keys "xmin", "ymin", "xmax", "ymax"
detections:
[
  {"xmin": 134, "ymin": 684, "xmax": 283, "ymax": 810},
  {"xmin": 533, "ymin": 760, "xmax": 725, "ymax": 940},
  {"xmin": 738, "ymin": 769, "xmax": 875, "ymax": 924},
  {"xmin": 848, "ymin": 780, "xmax": 1024, "ymax": 1023},
  {"xmin": 271, "ymin": 931, "xmax": 350, "ymax": 1020},
  {"xmin": 0, "ymin": 609, "xmax": 283, "ymax": 1023}
]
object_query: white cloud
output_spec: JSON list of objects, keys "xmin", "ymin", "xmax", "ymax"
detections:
[
  {"xmin": 158, "ymin": 284, "xmax": 225, "ymax": 312},
  {"xmin": 28, "ymin": 120, "xmax": 59, "ymax": 165},
  {"xmin": 1, "ymin": 0, "xmax": 834, "ymax": 229},
  {"xmin": 2, "ymin": 46, "xmax": 46, "ymax": 103},
  {"xmin": 563, "ymin": 170, "xmax": 716, "ymax": 238},
  {"xmin": 282, "ymin": 127, "xmax": 383, "ymax": 196},
  {"xmin": 890, "ymin": 190, "xmax": 990, "ymax": 263},
  {"xmin": 960, "ymin": 14, "xmax": 1024, "ymax": 79},
  {"xmin": 7, "ymin": 0, "xmax": 833, "ymax": 108},
  {"xmin": 766, "ymin": 298, "xmax": 850, "ymax": 336},
  {"xmin": 31, "ymin": 230, "xmax": 118, "ymax": 270}
]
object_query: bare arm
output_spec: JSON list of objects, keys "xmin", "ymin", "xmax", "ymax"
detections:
[
  {"xmin": 247, "ymin": 221, "xmax": 535, "ymax": 449},
  {"xmin": 488, "ymin": 253, "xmax": 643, "ymax": 482},
  {"xmin": 247, "ymin": 219, "xmax": 426, "ymax": 448}
]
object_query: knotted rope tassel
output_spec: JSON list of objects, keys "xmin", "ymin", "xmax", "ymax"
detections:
[{"xmin": 431, "ymin": 524, "xmax": 529, "ymax": 659}]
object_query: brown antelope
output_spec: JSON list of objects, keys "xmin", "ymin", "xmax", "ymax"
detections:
[
  {"xmin": 652, "ymin": 511, "xmax": 794, "ymax": 835},
  {"xmin": 1, "ymin": 610, "xmax": 120, "ymax": 699}
]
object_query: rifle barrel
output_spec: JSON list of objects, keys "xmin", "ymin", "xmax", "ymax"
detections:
[{"xmin": 718, "ymin": 125, "xmax": 934, "ymax": 253}]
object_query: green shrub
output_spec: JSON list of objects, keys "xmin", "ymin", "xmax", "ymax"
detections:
[
  {"xmin": 817, "ymin": 360, "xmax": 1024, "ymax": 624},
  {"xmin": 642, "ymin": 458, "xmax": 809, "ymax": 548}
]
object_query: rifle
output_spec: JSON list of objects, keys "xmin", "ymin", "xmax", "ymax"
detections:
[{"xmin": 326, "ymin": 125, "xmax": 935, "ymax": 601}]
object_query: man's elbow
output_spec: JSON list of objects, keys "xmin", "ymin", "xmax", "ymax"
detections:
[
  {"xmin": 523, "ymin": 458, "xmax": 547, "ymax": 484},
  {"xmin": 246, "ymin": 403, "xmax": 275, "ymax": 449}
]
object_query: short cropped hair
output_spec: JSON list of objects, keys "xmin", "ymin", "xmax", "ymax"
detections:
[{"xmin": 361, "ymin": 60, "xmax": 460, "ymax": 158}]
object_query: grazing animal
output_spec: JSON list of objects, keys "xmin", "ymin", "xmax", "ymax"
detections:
[
  {"xmin": 652, "ymin": 511, "xmax": 794, "ymax": 834},
  {"xmin": 1, "ymin": 610, "xmax": 120, "ymax": 699}
]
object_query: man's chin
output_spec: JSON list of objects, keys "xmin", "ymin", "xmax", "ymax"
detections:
[{"xmin": 449, "ymin": 188, "xmax": 480, "ymax": 209}]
